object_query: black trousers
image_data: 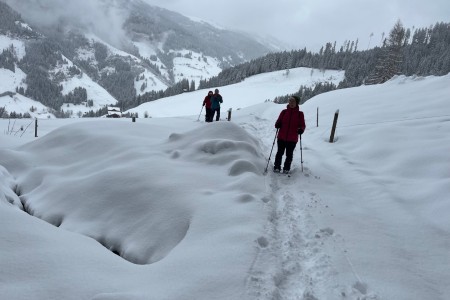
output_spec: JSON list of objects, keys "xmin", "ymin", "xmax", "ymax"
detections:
[
  {"xmin": 211, "ymin": 108, "xmax": 220, "ymax": 121},
  {"xmin": 205, "ymin": 108, "xmax": 213, "ymax": 122},
  {"xmin": 274, "ymin": 139, "xmax": 297, "ymax": 171}
]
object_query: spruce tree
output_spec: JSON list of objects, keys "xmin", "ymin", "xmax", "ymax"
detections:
[{"xmin": 367, "ymin": 20, "xmax": 407, "ymax": 84}]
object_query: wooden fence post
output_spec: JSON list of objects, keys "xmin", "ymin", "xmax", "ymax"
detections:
[
  {"xmin": 329, "ymin": 109, "xmax": 339, "ymax": 143},
  {"xmin": 317, "ymin": 107, "xmax": 319, "ymax": 127},
  {"xmin": 34, "ymin": 118, "xmax": 38, "ymax": 137}
]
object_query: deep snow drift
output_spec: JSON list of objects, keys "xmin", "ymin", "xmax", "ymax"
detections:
[{"xmin": 1, "ymin": 72, "xmax": 449, "ymax": 300}]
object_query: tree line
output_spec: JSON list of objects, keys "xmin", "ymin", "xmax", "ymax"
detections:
[{"xmin": 198, "ymin": 21, "xmax": 450, "ymax": 104}]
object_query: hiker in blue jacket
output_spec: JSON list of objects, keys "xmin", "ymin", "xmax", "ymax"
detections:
[{"xmin": 210, "ymin": 89, "xmax": 223, "ymax": 121}]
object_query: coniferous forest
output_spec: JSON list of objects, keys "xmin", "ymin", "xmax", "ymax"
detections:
[{"xmin": 198, "ymin": 21, "xmax": 450, "ymax": 104}]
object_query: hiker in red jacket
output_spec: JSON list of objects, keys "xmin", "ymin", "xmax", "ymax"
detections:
[
  {"xmin": 273, "ymin": 95, "xmax": 306, "ymax": 173},
  {"xmin": 202, "ymin": 90, "xmax": 213, "ymax": 122}
]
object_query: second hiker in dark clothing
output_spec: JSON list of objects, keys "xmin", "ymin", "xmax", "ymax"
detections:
[
  {"xmin": 211, "ymin": 88, "xmax": 223, "ymax": 121},
  {"xmin": 203, "ymin": 90, "xmax": 213, "ymax": 122},
  {"xmin": 273, "ymin": 95, "xmax": 306, "ymax": 174}
]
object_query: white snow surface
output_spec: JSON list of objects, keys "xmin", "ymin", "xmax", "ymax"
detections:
[
  {"xmin": 0, "ymin": 66, "xmax": 56, "ymax": 118},
  {"xmin": 127, "ymin": 67, "xmax": 344, "ymax": 118},
  {"xmin": 1, "ymin": 71, "xmax": 449, "ymax": 300},
  {"xmin": 0, "ymin": 67, "xmax": 26, "ymax": 93},
  {"xmin": 0, "ymin": 35, "xmax": 26, "ymax": 60}
]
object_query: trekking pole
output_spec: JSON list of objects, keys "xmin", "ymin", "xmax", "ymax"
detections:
[
  {"xmin": 197, "ymin": 106, "xmax": 204, "ymax": 121},
  {"xmin": 299, "ymin": 134, "xmax": 304, "ymax": 172},
  {"xmin": 264, "ymin": 129, "xmax": 279, "ymax": 174}
]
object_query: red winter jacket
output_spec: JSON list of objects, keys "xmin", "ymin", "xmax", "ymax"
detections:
[
  {"xmin": 275, "ymin": 105, "xmax": 306, "ymax": 142},
  {"xmin": 203, "ymin": 95, "xmax": 212, "ymax": 108}
]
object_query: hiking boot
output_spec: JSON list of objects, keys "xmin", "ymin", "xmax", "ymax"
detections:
[{"xmin": 273, "ymin": 166, "xmax": 281, "ymax": 173}]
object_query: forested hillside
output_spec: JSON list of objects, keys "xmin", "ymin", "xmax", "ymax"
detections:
[{"xmin": 199, "ymin": 21, "xmax": 450, "ymax": 104}]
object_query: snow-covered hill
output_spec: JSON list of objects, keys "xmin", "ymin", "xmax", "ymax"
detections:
[
  {"xmin": 127, "ymin": 67, "xmax": 345, "ymax": 118},
  {"xmin": 1, "ymin": 69, "xmax": 449, "ymax": 300}
]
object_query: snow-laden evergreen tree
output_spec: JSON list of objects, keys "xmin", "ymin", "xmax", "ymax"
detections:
[{"xmin": 367, "ymin": 20, "xmax": 407, "ymax": 84}]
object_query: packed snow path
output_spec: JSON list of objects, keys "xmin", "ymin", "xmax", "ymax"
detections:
[{"xmin": 241, "ymin": 113, "xmax": 381, "ymax": 300}]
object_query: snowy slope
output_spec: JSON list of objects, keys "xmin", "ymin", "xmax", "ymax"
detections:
[
  {"xmin": 0, "ymin": 71, "xmax": 449, "ymax": 300},
  {"xmin": 0, "ymin": 58, "xmax": 55, "ymax": 118},
  {"xmin": 171, "ymin": 49, "xmax": 223, "ymax": 87},
  {"xmin": 0, "ymin": 42, "xmax": 119, "ymax": 118},
  {"xmin": 0, "ymin": 92, "xmax": 54, "ymax": 119},
  {"xmin": 84, "ymin": 32, "xmax": 170, "ymax": 93},
  {"xmin": 127, "ymin": 67, "xmax": 345, "ymax": 118},
  {"xmin": 0, "ymin": 35, "xmax": 26, "ymax": 60}
]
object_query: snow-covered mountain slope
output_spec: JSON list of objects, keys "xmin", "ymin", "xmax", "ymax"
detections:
[
  {"xmin": 0, "ymin": 28, "xmax": 122, "ymax": 117},
  {"xmin": 2, "ymin": 0, "xmax": 272, "ymax": 85},
  {"xmin": 0, "ymin": 35, "xmax": 26, "ymax": 60},
  {"xmin": 0, "ymin": 92, "xmax": 54, "ymax": 119},
  {"xmin": 0, "ymin": 60, "xmax": 118, "ymax": 119},
  {"xmin": 0, "ymin": 0, "xmax": 277, "ymax": 118},
  {"xmin": 126, "ymin": 67, "xmax": 345, "ymax": 118}
]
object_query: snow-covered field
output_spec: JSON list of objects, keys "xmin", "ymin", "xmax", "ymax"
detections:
[{"xmin": 1, "ymin": 71, "xmax": 449, "ymax": 300}]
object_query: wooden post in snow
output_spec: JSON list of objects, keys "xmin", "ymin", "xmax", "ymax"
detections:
[
  {"xmin": 34, "ymin": 118, "xmax": 38, "ymax": 137},
  {"xmin": 329, "ymin": 110, "xmax": 339, "ymax": 143},
  {"xmin": 317, "ymin": 107, "xmax": 319, "ymax": 127}
]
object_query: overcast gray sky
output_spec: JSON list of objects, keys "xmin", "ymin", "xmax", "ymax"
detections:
[{"xmin": 145, "ymin": 0, "xmax": 450, "ymax": 51}]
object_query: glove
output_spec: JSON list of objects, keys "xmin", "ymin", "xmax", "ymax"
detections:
[
  {"xmin": 275, "ymin": 121, "xmax": 281, "ymax": 129},
  {"xmin": 298, "ymin": 128, "xmax": 304, "ymax": 135}
]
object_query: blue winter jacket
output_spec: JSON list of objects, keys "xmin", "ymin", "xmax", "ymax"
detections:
[{"xmin": 211, "ymin": 94, "xmax": 223, "ymax": 109}]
